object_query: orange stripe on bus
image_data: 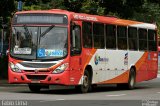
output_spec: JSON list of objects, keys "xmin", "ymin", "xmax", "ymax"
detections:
[
  {"xmin": 98, "ymin": 71, "xmax": 129, "ymax": 84},
  {"xmin": 82, "ymin": 49, "xmax": 97, "ymax": 74},
  {"xmin": 115, "ymin": 19, "xmax": 142, "ymax": 26},
  {"xmin": 135, "ymin": 52, "xmax": 148, "ymax": 71}
]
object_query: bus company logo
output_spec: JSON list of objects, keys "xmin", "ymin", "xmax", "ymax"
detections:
[
  {"xmin": 124, "ymin": 52, "xmax": 128, "ymax": 65},
  {"xmin": 34, "ymin": 69, "xmax": 39, "ymax": 74},
  {"xmin": 94, "ymin": 55, "xmax": 99, "ymax": 65},
  {"xmin": 94, "ymin": 55, "xmax": 109, "ymax": 65}
]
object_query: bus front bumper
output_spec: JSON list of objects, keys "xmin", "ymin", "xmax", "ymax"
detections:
[{"xmin": 8, "ymin": 68, "xmax": 70, "ymax": 85}]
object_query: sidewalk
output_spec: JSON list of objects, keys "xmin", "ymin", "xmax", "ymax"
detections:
[{"xmin": 0, "ymin": 79, "xmax": 27, "ymax": 86}]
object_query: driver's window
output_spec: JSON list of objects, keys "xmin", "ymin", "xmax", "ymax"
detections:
[{"xmin": 71, "ymin": 24, "xmax": 81, "ymax": 55}]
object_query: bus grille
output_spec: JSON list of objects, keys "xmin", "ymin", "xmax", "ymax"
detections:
[
  {"xmin": 26, "ymin": 75, "xmax": 47, "ymax": 80},
  {"xmin": 20, "ymin": 62, "xmax": 56, "ymax": 68},
  {"xmin": 24, "ymin": 70, "xmax": 50, "ymax": 73}
]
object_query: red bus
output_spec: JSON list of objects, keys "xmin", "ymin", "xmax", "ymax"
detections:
[{"xmin": 8, "ymin": 9, "xmax": 158, "ymax": 93}]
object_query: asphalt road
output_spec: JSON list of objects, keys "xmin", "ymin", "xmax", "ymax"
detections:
[{"xmin": 0, "ymin": 76, "xmax": 160, "ymax": 106}]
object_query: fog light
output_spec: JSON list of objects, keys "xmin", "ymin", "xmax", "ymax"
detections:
[
  {"xmin": 21, "ymin": 76, "xmax": 24, "ymax": 80},
  {"xmin": 48, "ymin": 77, "xmax": 51, "ymax": 81}
]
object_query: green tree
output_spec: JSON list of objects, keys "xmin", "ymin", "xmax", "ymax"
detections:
[
  {"xmin": 0, "ymin": 0, "xmax": 16, "ymax": 25},
  {"xmin": 80, "ymin": 0, "xmax": 105, "ymax": 15}
]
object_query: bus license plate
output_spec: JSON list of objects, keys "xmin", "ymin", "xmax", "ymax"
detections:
[{"xmin": 31, "ymin": 81, "xmax": 40, "ymax": 83}]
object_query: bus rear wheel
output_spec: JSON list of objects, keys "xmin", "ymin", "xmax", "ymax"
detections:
[
  {"xmin": 76, "ymin": 70, "xmax": 91, "ymax": 93},
  {"xmin": 117, "ymin": 68, "xmax": 136, "ymax": 90},
  {"xmin": 28, "ymin": 84, "xmax": 41, "ymax": 92},
  {"xmin": 127, "ymin": 68, "xmax": 136, "ymax": 89}
]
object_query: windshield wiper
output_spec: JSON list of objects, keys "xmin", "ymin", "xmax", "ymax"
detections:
[
  {"xmin": 40, "ymin": 25, "xmax": 55, "ymax": 38},
  {"xmin": 23, "ymin": 24, "xmax": 31, "ymax": 38}
]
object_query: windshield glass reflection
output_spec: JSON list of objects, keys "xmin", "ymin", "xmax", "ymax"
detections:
[{"xmin": 10, "ymin": 26, "xmax": 68, "ymax": 60}]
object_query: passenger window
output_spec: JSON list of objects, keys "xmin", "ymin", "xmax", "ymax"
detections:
[
  {"xmin": 82, "ymin": 22, "xmax": 92, "ymax": 48},
  {"xmin": 106, "ymin": 25, "xmax": 116, "ymax": 49},
  {"xmin": 138, "ymin": 28, "xmax": 147, "ymax": 51},
  {"xmin": 117, "ymin": 26, "xmax": 127, "ymax": 50},
  {"xmin": 93, "ymin": 23, "xmax": 105, "ymax": 49},
  {"xmin": 128, "ymin": 27, "xmax": 138, "ymax": 50},
  {"xmin": 148, "ymin": 30, "xmax": 157, "ymax": 51}
]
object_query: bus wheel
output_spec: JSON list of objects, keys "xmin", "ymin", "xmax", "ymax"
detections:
[
  {"xmin": 76, "ymin": 70, "xmax": 91, "ymax": 93},
  {"xmin": 28, "ymin": 84, "xmax": 41, "ymax": 92},
  {"xmin": 127, "ymin": 68, "xmax": 136, "ymax": 90},
  {"xmin": 117, "ymin": 68, "xmax": 136, "ymax": 90}
]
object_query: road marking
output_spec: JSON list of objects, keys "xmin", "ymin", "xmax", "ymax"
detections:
[
  {"xmin": 40, "ymin": 100, "xmax": 54, "ymax": 102},
  {"xmin": 40, "ymin": 99, "xmax": 65, "ymax": 102},
  {"xmin": 106, "ymin": 94, "xmax": 126, "ymax": 97},
  {"xmin": 56, "ymin": 99, "xmax": 65, "ymax": 101}
]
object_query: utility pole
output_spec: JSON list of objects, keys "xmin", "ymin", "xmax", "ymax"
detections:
[
  {"xmin": 0, "ymin": 17, "xmax": 3, "ymax": 56},
  {"xmin": 0, "ymin": 17, "xmax": 8, "ymax": 57}
]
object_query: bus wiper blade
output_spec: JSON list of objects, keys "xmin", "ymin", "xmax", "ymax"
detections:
[
  {"xmin": 40, "ymin": 25, "xmax": 55, "ymax": 37},
  {"xmin": 23, "ymin": 24, "xmax": 31, "ymax": 38}
]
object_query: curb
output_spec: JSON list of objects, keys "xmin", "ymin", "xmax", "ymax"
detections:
[
  {"xmin": 0, "ymin": 80, "xmax": 27, "ymax": 87},
  {"xmin": 0, "ymin": 83, "xmax": 27, "ymax": 87}
]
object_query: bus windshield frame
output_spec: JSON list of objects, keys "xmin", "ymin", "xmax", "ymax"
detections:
[
  {"xmin": 10, "ymin": 13, "xmax": 69, "ymax": 61},
  {"xmin": 13, "ymin": 13, "xmax": 68, "ymax": 25}
]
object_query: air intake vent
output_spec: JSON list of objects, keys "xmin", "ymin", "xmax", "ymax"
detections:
[
  {"xmin": 20, "ymin": 62, "xmax": 56, "ymax": 68},
  {"xmin": 26, "ymin": 75, "xmax": 47, "ymax": 80}
]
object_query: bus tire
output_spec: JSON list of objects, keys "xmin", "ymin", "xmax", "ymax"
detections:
[
  {"xmin": 127, "ymin": 68, "xmax": 136, "ymax": 90},
  {"xmin": 76, "ymin": 70, "xmax": 91, "ymax": 93},
  {"xmin": 117, "ymin": 68, "xmax": 136, "ymax": 90},
  {"xmin": 28, "ymin": 84, "xmax": 41, "ymax": 92}
]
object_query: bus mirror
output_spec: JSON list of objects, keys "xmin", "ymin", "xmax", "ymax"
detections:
[
  {"xmin": 6, "ymin": 49, "xmax": 9, "ymax": 56},
  {"xmin": 71, "ymin": 48, "xmax": 81, "ymax": 55}
]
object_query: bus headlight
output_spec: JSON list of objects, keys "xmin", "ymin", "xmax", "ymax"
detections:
[
  {"xmin": 9, "ymin": 62, "xmax": 21, "ymax": 73},
  {"xmin": 52, "ymin": 63, "xmax": 68, "ymax": 74}
]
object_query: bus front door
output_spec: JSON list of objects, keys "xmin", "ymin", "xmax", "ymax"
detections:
[{"xmin": 69, "ymin": 21, "xmax": 82, "ymax": 85}]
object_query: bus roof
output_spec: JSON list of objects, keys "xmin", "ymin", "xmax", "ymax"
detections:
[{"xmin": 15, "ymin": 9, "xmax": 157, "ymax": 30}]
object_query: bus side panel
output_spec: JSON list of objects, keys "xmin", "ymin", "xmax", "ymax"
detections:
[
  {"xmin": 69, "ymin": 55, "xmax": 82, "ymax": 85},
  {"xmin": 135, "ymin": 52, "xmax": 148, "ymax": 82},
  {"xmin": 90, "ymin": 50, "xmax": 144, "ymax": 84},
  {"xmin": 70, "ymin": 48, "xmax": 97, "ymax": 85},
  {"xmin": 146, "ymin": 52, "xmax": 158, "ymax": 80},
  {"xmin": 89, "ymin": 50, "xmax": 153, "ymax": 84}
]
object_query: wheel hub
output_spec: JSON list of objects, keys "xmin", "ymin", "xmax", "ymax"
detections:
[{"xmin": 83, "ymin": 76, "xmax": 88, "ymax": 87}]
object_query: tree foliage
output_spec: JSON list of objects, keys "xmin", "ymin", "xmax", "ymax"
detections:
[
  {"xmin": 0, "ymin": 0, "xmax": 16, "ymax": 24},
  {"xmin": 1, "ymin": 0, "xmax": 160, "ymax": 34}
]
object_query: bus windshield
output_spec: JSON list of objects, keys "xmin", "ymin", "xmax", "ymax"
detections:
[{"xmin": 10, "ymin": 26, "xmax": 68, "ymax": 60}]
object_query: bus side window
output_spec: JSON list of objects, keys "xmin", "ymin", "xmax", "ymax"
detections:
[
  {"xmin": 71, "ymin": 24, "xmax": 81, "ymax": 55},
  {"xmin": 128, "ymin": 27, "xmax": 138, "ymax": 51},
  {"xmin": 139, "ymin": 28, "xmax": 147, "ymax": 51},
  {"xmin": 106, "ymin": 25, "xmax": 116, "ymax": 49},
  {"xmin": 93, "ymin": 23, "xmax": 105, "ymax": 49},
  {"xmin": 82, "ymin": 22, "xmax": 92, "ymax": 48},
  {"xmin": 117, "ymin": 26, "xmax": 127, "ymax": 50},
  {"xmin": 148, "ymin": 30, "xmax": 157, "ymax": 51}
]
